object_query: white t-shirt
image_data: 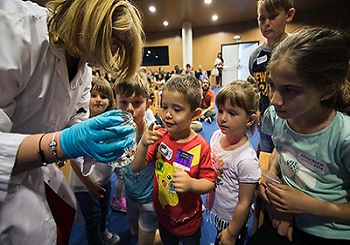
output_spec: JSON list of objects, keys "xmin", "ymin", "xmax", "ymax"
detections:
[{"xmin": 210, "ymin": 130, "xmax": 260, "ymax": 225}]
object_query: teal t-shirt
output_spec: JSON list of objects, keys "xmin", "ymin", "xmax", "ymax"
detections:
[
  {"xmin": 262, "ymin": 106, "xmax": 350, "ymax": 240},
  {"xmin": 123, "ymin": 118, "xmax": 154, "ymax": 203}
]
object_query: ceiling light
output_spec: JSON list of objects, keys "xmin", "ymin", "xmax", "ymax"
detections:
[
  {"xmin": 233, "ymin": 35, "xmax": 241, "ymax": 40},
  {"xmin": 204, "ymin": 0, "xmax": 212, "ymax": 4},
  {"xmin": 149, "ymin": 6, "xmax": 156, "ymax": 13},
  {"xmin": 163, "ymin": 21, "xmax": 169, "ymax": 26},
  {"xmin": 212, "ymin": 14, "xmax": 218, "ymax": 21}
]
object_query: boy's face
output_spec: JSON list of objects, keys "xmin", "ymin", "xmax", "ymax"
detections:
[
  {"xmin": 115, "ymin": 93, "xmax": 149, "ymax": 126},
  {"xmin": 257, "ymin": 6, "xmax": 294, "ymax": 42},
  {"xmin": 161, "ymin": 90, "xmax": 200, "ymax": 138}
]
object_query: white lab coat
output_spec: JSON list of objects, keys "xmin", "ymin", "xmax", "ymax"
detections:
[{"xmin": 0, "ymin": 0, "xmax": 91, "ymax": 244}]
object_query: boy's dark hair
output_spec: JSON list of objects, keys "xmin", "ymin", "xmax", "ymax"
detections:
[
  {"xmin": 114, "ymin": 72, "xmax": 150, "ymax": 100},
  {"xmin": 163, "ymin": 74, "xmax": 201, "ymax": 111},
  {"xmin": 258, "ymin": 0, "xmax": 293, "ymax": 14}
]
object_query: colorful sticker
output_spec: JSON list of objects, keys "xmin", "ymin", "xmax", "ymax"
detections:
[
  {"xmin": 173, "ymin": 149, "xmax": 194, "ymax": 171},
  {"xmin": 159, "ymin": 142, "xmax": 173, "ymax": 160}
]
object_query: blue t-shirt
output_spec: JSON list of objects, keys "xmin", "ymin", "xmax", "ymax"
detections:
[
  {"xmin": 123, "ymin": 118, "xmax": 154, "ymax": 203},
  {"xmin": 262, "ymin": 106, "xmax": 350, "ymax": 240}
]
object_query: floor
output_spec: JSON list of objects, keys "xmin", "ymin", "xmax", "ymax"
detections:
[{"xmin": 69, "ymin": 87, "xmax": 260, "ymax": 245}]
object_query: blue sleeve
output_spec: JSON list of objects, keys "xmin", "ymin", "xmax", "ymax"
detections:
[
  {"xmin": 339, "ymin": 115, "xmax": 350, "ymax": 173},
  {"xmin": 261, "ymin": 105, "xmax": 276, "ymax": 136}
]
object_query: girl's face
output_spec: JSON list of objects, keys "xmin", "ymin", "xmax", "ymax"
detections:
[
  {"xmin": 89, "ymin": 90, "xmax": 110, "ymax": 117},
  {"xmin": 268, "ymin": 62, "xmax": 323, "ymax": 121},
  {"xmin": 161, "ymin": 90, "xmax": 200, "ymax": 139},
  {"xmin": 257, "ymin": 6, "xmax": 293, "ymax": 43},
  {"xmin": 115, "ymin": 93, "xmax": 148, "ymax": 126},
  {"xmin": 217, "ymin": 101, "xmax": 251, "ymax": 137}
]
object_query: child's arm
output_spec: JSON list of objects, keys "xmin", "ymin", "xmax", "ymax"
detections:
[
  {"xmin": 266, "ymin": 183, "xmax": 350, "ymax": 221},
  {"xmin": 218, "ymin": 183, "xmax": 257, "ymax": 245},
  {"xmin": 70, "ymin": 160, "xmax": 105, "ymax": 199},
  {"xmin": 172, "ymin": 169, "xmax": 215, "ymax": 194},
  {"xmin": 130, "ymin": 123, "xmax": 162, "ymax": 172}
]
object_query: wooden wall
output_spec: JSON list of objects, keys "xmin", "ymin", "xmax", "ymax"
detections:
[{"xmin": 144, "ymin": 1, "xmax": 350, "ymax": 74}]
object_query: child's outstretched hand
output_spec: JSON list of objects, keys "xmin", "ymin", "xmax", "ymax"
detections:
[
  {"xmin": 141, "ymin": 122, "xmax": 162, "ymax": 147},
  {"xmin": 173, "ymin": 169, "xmax": 192, "ymax": 193}
]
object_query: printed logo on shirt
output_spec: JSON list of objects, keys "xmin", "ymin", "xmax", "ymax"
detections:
[
  {"xmin": 299, "ymin": 153, "xmax": 326, "ymax": 175},
  {"xmin": 159, "ymin": 142, "xmax": 173, "ymax": 160},
  {"xmin": 155, "ymin": 159, "xmax": 179, "ymax": 207},
  {"xmin": 257, "ymin": 55, "xmax": 268, "ymax": 65},
  {"xmin": 254, "ymin": 71, "xmax": 269, "ymax": 97},
  {"xmin": 280, "ymin": 146, "xmax": 317, "ymax": 189}
]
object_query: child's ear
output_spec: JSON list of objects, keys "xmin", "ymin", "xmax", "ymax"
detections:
[
  {"xmin": 286, "ymin": 8, "xmax": 296, "ymax": 23},
  {"xmin": 192, "ymin": 108, "xmax": 202, "ymax": 121},
  {"xmin": 247, "ymin": 113, "xmax": 257, "ymax": 127},
  {"xmin": 320, "ymin": 87, "xmax": 337, "ymax": 102},
  {"xmin": 145, "ymin": 99, "xmax": 152, "ymax": 110}
]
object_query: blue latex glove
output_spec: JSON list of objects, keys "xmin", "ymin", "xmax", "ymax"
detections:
[{"xmin": 60, "ymin": 110, "xmax": 135, "ymax": 163}]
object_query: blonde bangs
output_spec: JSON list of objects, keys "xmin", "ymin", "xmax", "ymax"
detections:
[
  {"xmin": 47, "ymin": 0, "xmax": 144, "ymax": 81},
  {"xmin": 110, "ymin": 1, "xmax": 145, "ymax": 81}
]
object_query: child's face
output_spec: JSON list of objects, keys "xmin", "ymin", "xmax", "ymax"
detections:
[
  {"xmin": 115, "ymin": 93, "xmax": 148, "ymax": 126},
  {"xmin": 216, "ymin": 101, "xmax": 251, "ymax": 137},
  {"xmin": 257, "ymin": 6, "xmax": 291, "ymax": 42},
  {"xmin": 268, "ymin": 62, "xmax": 323, "ymax": 121},
  {"xmin": 89, "ymin": 90, "xmax": 110, "ymax": 117},
  {"xmin": 161, "ymin": 90, "xmax": 198, "ymax": 138}
]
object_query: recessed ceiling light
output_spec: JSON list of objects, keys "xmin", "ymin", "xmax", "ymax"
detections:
[
  {"xmin": 163, "ymin": 21, "xmax": 169, "ymax": 26},
  {"xmin": 149, "ymin": 6, "xmax": 156, "ymax": 13},
  {"xmin": 212, "ymin": 14, "xmax": 218, "ymax": 21},
  {"xmin": 204, "ymin": 0, "xmax": 212, "ymax": 4}
]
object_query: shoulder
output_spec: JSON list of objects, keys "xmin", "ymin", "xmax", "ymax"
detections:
[
  {"xmin": 208, "ymin": 89, "xmax": 215, "ymax": 96},
  {"xmin": 261, "ymin": 106, "xmax": 281, "ymax": 135},
  {"xmin": 250, "ymin": 44, "xmax": 271, "ymax": 57},
  {"xmin": 0, "ymin": 0, "xmax": 50, "ymax": 86},
  {"xmin": 211, "ymin": 129, "xmax": 221, "ymax": 141},
  {"xmin": 190, "ymin": 133, "xmax": 210, "ymax": 153},
  {"xmin": 0, "ymin": 0, "xmax": 49, "ymax": 57},
  {"xmin": 334, "ymin": 112, "xmax": 350, "ymax": 140},
  {"xmin": 0, "ymin": 0, "xmax": 47, "ymax": 27}
]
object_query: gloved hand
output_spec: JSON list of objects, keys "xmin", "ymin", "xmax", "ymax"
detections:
[{"xmin": 60, "ymin": 110, "xmax": 135, "ymax": 163}]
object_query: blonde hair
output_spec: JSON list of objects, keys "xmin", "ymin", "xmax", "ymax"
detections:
[
  {"xmin": 47, "ymin": 0, "xmax": 145, "ymax": 80},
  {"xmin": 215, "ymin": 80, "xmax": 260, "ymax": 134},
  {"xmin": 114, "ymin": 72, "xmax": 150, "ymax": 100},
  {"xmin": 91, "ymin": 76, "xmax": 115, "ymax": 112}
]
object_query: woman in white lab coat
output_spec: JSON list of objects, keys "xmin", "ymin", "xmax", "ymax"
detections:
[{"xmin": 0, "ymin": 0, "xmax": 144, "ymax": 244}]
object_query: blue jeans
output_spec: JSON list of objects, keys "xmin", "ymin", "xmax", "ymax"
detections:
[
  {"xmin": 75, "ymin": 180, "xmax": 112, "ymax": 245},
  {"xmin": 158, "ymin": 223, "xmax": 201, "ymax": 245}
]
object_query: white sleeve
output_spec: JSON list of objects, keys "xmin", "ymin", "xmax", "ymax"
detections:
[{"xmin": 0, "ymin": 2, "xmax": 46, "ymax": 202}]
